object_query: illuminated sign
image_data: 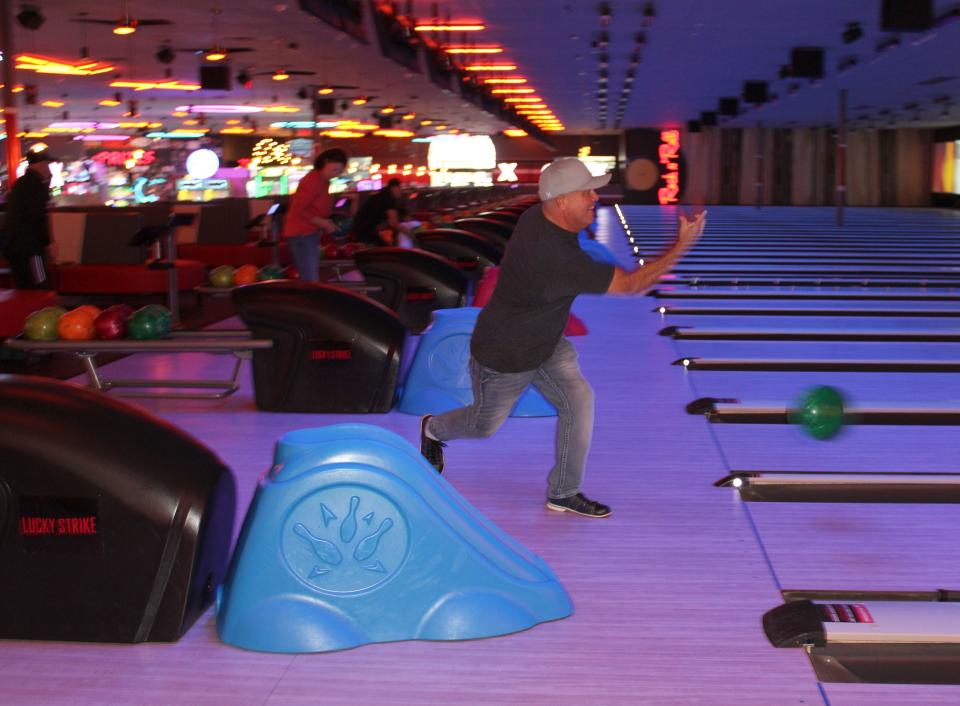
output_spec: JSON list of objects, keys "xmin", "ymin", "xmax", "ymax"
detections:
[
  {"xmin": 91, "ymin": 150, "xmax": 157, "ymax": 167},
  {"xmin": 657, "ymin": 129, "xmax": 681, "ymax": 206},
  {"xmin": 186, "ymin": 149, "xmax": 221, "ymax": 179},
  {"xmin": 496, "ymin": 162, "xmax": 518, "ymax": 182},
  {"xmin": 578, "ymin": 146, "xmax": 591, "ymax": 158}
]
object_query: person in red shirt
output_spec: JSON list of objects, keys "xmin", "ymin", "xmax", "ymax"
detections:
[{"xmin": 282, "ymin": 148, "xmax": 348, "ymax": 281}]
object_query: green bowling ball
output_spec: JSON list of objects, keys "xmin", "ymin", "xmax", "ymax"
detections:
[
  {"xmin": 791, "ymin": 385, "xmax": 846, "ymax": 440},
  {"xmin": 257, "ymin": 265, "xmax": 285, "ymax": 281},
  {"xmin": 139, "ymin": 304, "xmax": 172, "ymax": 336},
  {"xmin": 23, "ymin": 306, "xmax": 67, "ymax": 341},
  {"xmin": 210, "ymin": 265, "xmax": 235, "ymax": 288},
  {"xmin": 128, "ymin": 306, "xmax": 167, "ymax": 340}
]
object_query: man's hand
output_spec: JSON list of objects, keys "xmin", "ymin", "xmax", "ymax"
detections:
[
  {"xmin": 314, "ymin": 216, "xmax": 337, "ymax": 233},
  {"xmin": 676, "ymin": 210, "xmax": 706, "ymax": 252},
  {"xmin": 607, "ymin": 208, "xmax": 706, "ymax": 296}
]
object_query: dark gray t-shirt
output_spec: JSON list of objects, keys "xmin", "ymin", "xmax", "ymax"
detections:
[{"xmin": 471, "ymin": 204, "xmax": 614, "ymax": 372}]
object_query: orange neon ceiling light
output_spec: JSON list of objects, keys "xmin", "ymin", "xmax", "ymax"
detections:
[
  {"xmin": 414, "ymin": 23, "xmax": 485, "ymax": 31},
  {"xmin": 16, "ymin": 54, "xmax": 115, "ymax": 76},
  {"xmin": 445, "ymin": 47, "xmax": 502, "ymax": 54},
  {"xmin": 491, "ymin": 88, "xmax": 535, "ymax": 94},
  {"xmin": 110, "ymin": 80, "xmax": 201, "ymax": 92},
  {"xmin": 464, "ymin": 64, "xmax": 516, "ymax": 71},
  {"xmin": 322, "ymin": 130, "xmax": 365, "ymax": 138},
  {"xmin": 484, "ymin": 78, "xmax": 527, "ymax": 84},
  {"xmin": 263, "ymin": 105, "xmax": 300, "ymax": 113},
  {"xmin": 505, "ymin": 97, "xmax": 542, "ymax": 103},
  {"xmin": 221, "ymin": 127, "xmax": 254, "ymax": 134},
  {"xmin": 41, "ymin": 100, "xmax": 64, "ymax": 108},
  {"xmin": 503, "ymin": 129, "xmax": 528, "ymax": 137},
  {"xmin": 374, "ymin": 129, "xmax": 415, "ymax": 138}
]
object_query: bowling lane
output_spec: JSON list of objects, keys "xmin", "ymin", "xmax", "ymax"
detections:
[
  {"xmin": 670, "ymin": 263, "xmax": 960, "ymax": 274},
  {"xmin": 652, "ymin": 286, "xmax": 960, "ymax": 300},
  {"xmin": 680, "ymin": 367, "xmax": 960, "ymax": 404},
  {"xmin": 672, "ymin": 339, "xmax": 960, "ymax": 362},
  {"xmin": 659, "ymin": 314, "xmax": 959, "ymax": 331},
  {"xmin": 656, "ymin": 298, "xmax": 960, "ymax": 311}
]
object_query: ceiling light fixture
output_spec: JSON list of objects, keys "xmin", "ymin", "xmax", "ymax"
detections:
[
  {"xmin": 16, "ymin": 54, "xmax": 114, "ymax": 76},
  {"xmin": 113, "ymin": 19, "xmax": 137, "ymax": 35},
  {"xmin": 445, "ymin": 47, "xmax": 502, "ymax": 54},
  {"xmin": 464, "ymin": 64, "xmax": 517, "ymax": 72},
  {"xmin": 414, "ymin": 23, "xmax": 485, "ymax": 32},
  {"xmin": 111, "ymin": 79, "xmax": 201, "ymax": 91}
]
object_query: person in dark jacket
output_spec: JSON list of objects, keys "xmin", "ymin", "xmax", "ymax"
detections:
[
  {"xmin": 351, "ymin": 178, "xmax": 410, "ymax": 246},
  {"xmin": 3, "ymin": 151, "xmax": 53, "ymax": 288}
]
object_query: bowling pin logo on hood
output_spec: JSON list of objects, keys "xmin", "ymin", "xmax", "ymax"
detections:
[{"xmin": 282, "ymin": 489, "xmax": 409, "ymax": 594}]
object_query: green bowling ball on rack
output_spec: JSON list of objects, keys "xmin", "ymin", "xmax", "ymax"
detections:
[
  {"xmin": 257, "ymin": 264, "xmax": 285, "ymax": 281},
  {"xmin": 139, "ymin": 304, "xmax": 172, "ymax": 336},
  {"xmin": 790, "ymin": 385, "xmax": 846, "ymax": 441},
  {"xmin": 127, "ymin": 305, "xmax": 171, "ymax": 340}
]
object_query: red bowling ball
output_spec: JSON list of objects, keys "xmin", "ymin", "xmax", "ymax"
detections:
[
  {"xmin": 322, "ymin": 243, "xmax": 341, "ymax": 259},
  {"xmin": 93, "ymin": 308, "xmax": 129, "ymax": 340}
]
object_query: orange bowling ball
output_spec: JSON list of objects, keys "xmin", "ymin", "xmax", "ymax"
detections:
[
  {"xmin": 234, "ymin": 264, "xmax": 259, "ymax": 285},
  {"xmin": 58, "ymin": 309, "xmax": 96, "ymax": 340},
  {"xmin": 73, "ymin": 305, "xmax": 102, "ymax": 321}
]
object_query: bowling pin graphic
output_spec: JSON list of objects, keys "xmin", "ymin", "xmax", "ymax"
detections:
[
  {"xmin": 340, "ymin": 496, "xmax": 360, "ymax": 543},
  {"xmin": 354, "ymin": 518, "xmax": 394, "ymax": 562},
  {"xmin": 293, "ymin": 523, "xmax": 343, "ymax": 565}
]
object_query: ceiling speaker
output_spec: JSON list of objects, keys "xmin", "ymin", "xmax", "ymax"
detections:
[
  {"xmin": 719, "ymin": 98, "xmax": 739, "ymax": 116},
  {"xmin": 790, "ymin": 48, "xmax": 824, "ymax": 79},
  {"xmin": 742, "ymin": 81, "xmax": 768, "ymax": 104},
  {"xmin": 199, "ymin": 65, "xmax": 231, "ymax": 91},
  {"xmin": 881, "ymin": 0, "xmax": 933, "ymax": 31}
]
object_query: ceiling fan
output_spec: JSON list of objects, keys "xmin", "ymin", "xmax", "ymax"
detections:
[
  {"xmin": 70, "ymin": 0, "xmax": 172, "ymax": 35},
  {"xmin": 177, "ymin": 8, "xmax": 253, "ymax": 62},
  {"xmin": 253, "ymin": 67, "xmax": 316, "ymax": 82}
]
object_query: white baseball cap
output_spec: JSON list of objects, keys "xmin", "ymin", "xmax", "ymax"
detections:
[{"xmin": 539, "ymin": 158, "xmax": 612, "ymax": 201}]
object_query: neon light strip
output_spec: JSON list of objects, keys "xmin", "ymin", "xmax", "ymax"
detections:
[
  {"xmin": 414, "ymin": 24, "xmax": 485, "ymax": 31},
  {"xmin": 72, "ymin": 134, "xmax": 131, "ymax": 142},
  {"xmin": 445, "ymin": 47, "xmax": 502, "ymax": 54},
  {"xmin": 111, "ymin": 80, "xmax": 202, "ymax": 92},
  {"xmin": 16, "ymin": 54, "xmax": 115, "ymax": 76},
  {"xmin": 464, "ymin": 64, "xmax": 516, "ymax": 71},
  {"xmin": 145, "ymin": 132, "xmax": 206, "ymax": 139},
  {"xmin": 175, "ymin": 105, "xmax": 264, "ymax": 114}
]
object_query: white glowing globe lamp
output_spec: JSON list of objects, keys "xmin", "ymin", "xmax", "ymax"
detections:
[{"xmin": 186, "ymin": 149, "xmax": 220, "ymax": 179}]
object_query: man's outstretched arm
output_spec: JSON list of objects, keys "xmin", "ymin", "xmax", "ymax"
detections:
[{"xmin": 606, "ymin": 211, "xmax": 706, "ymax": 295}]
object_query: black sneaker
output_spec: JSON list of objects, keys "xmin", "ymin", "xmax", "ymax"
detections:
[
  {"xmin": 546, "ymin": 492, "xmax": 612, "ymax": 518},
  {"xmin": 420, "ymin": 415, "xmax": 446, "ymax": 473}
]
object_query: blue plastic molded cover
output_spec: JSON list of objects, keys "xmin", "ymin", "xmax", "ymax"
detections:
[
  {"xmin": 397, "ymin": 307, "xmax": 556, "ymax": 417},
  {"xmin": 216, "ymin": 424, "xmax": 573, "ymax": 653},
  {"xmin": 578, "ymin": 233, "xmax": 618, "ymax": 265}
]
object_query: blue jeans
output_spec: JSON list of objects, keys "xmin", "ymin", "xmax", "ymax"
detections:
[
  {"xmin": 287, "ymin": 232, "xmax": 320, "ymax": 282},
  {"xmin": 428, "ymin": 338, "xmax": 595, "ymax": 499}
]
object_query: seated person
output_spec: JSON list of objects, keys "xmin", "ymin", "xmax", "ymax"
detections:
[{"xmin": 351, "ymin": 179, "xmax": 410, "ymax": 247}]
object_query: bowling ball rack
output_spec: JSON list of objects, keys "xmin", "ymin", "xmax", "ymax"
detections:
[{"xmin": 4, "ymin": 330, "xmax": 272, "ymax": 399}]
